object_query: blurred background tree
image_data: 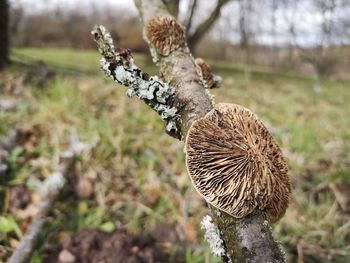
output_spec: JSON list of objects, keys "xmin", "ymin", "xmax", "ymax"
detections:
[
  {"xmin": 8, "ymin": 0, "xmax": 350, "ymax": 79},
  {"xmin": 0, "ymin": 0, "xmax": 10, "ymax": 69},
  {"xmin": 162, "ymin": 0, "xmax": 233, "ymax": 51}
]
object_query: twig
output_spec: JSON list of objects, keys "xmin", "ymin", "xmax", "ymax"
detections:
[
  {"xmin": 8, "ymin": 171, "xmax": 65, "ymax": 263},
  {"xmin": 91, "ymin": 26, "xmax": 178, "ymax": 137},
  {"xmin": 133, "ymin": 1, "xmax": 287, "ymax": 262},
  {"xmin": 8, "ymin": 137, "xmax": 95, "ymax": 263},
  {"xmin": 92, "ymin": 1, "xmax": 287, "ymax": 261}
]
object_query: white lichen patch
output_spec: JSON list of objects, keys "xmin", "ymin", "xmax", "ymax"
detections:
[
  {"xmin": 100, "ymin": 58, "xmax": 111, "ymax": 76},
  {"xmin": 98, "ymin": 45, "xmax": 178, "ymax": 134},
  {"xmin": 92, "ymin": 26, "xmax": 115, "ymax": 60},
  {"xmin": 93, "ymin": 25, "xmax": 178, "ymax": 135},
  {"xmin": 214, "ymin": 208, "xmax": 221, "ymax": 217},
  {"xmin": 166, "ymin": 120, "xmax": 177, "ymax": 133},
  {"xmin": 201, "ymin": 215, "xmax": 226, "ymax": 257},
  {"xmin": 205, "ymin": 89, "xmax": 215, "ymax": 106}
]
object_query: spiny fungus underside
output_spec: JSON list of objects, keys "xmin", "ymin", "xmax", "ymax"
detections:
[
  {"xmin": 91, "ymin": 25, "xmax": 179, "ymax": 137},
  {"xmin": 186, "ymin": 103, "xmax": 291, "ymax": 223}
]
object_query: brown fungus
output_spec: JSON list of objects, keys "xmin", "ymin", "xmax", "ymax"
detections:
[
  {"xmin": 185, "ymin": 103, "xmax": 291, "ymax": 223},
  {"xmin": 146, "ymin": 15, "xmax": 186, "ymax": 56},
  {"xmin": 195, "ymin": 58, "xmax": 215, "ymax": 89}
]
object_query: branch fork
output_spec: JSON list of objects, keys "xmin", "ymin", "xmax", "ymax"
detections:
[{"xmin": 92, "ymin": 1, "xmax": 289, "ymax": 260}]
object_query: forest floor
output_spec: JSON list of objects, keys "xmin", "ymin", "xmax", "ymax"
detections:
[{"xmin": 0, "ymin": 48, "xmax": 349, "ymax": 263}]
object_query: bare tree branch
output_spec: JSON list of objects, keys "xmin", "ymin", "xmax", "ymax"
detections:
[
  {"xmin": 8, "ymin": 170, "xmax": 66, "ymax": 263},
  {"xmin": 187, "ymin": 0, "xmax": 232, "ymax": 51},
  {"xmin": 8, "ymin": 138, "xmax": 96, "ymax": 263},
  {"xmin": 90, "ymin": 0, "xmax": 288, "ymax": 262},
  {"xmin": 91, "ymin": 25, "xmax": 179, "ymax": 137},
  {"xmin": 183, "ymin": 0, "xmax": 197, "ymax": 35}
]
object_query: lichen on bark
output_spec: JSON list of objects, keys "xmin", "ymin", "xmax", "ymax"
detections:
[
  {"xmin": 92, "ymin": 25, "xmax": 179, "ymax": 136},
  {"xmin": 201, "ymin": 215, "xmax": 226, "ymax": 257},
  {"xmin": 92, "ymin": 1, "xmax": 289, "ymax": 262},
  {"xmin": 133, "ymin": 1, "xmax": 288, "ymax": 262},
  {"xmin": 212, "ymin": 209, "xmax": 287, "ymax": 263}
]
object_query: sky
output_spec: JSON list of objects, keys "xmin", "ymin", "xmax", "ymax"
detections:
[
  {"xmin": 9, "ymin": 0, "xmax": 350, "ymax": 47},
  {"xmin": 10, "ymin": 0, "xmax": 137, "ymax": 14}
]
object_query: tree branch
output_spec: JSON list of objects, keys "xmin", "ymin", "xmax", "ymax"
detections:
[
  {"xmin": 93, "ymin": 0, "xmax": 287, "ymax": 261},
  {"xmin": 8, "ymin": 138, "xmax": 96, "ymax": 263},
  {"xmin": 8, "ymin": 170, "xmax": 66, "ymax": 263},
  {"xmin": 187, "ymin": 0, "xmax": 232, "ymax": 51},
  {"xmin": 91, "ymin": 25, "xmax": 179, "ymax": 137},
  {"xmin": 183, "ymin": 0, "xmax": 197, "ymax": 35}
]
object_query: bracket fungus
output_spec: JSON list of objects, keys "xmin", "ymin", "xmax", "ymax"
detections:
[
  {"xmin": 195, "ymin": 58, "xmax": 215, "ymax": 89},
  {"xmin": 185, "ymin": 103, "xmax": 291, "ymax": 223},
  {"xmin": 146, "ymin": 15, "xmax": 186, "ymax": 56}
]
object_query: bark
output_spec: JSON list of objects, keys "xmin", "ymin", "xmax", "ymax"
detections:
[
  {"xmin": 212, "ymin": 209, "xmax": 286, "ymax": 263},
  {"xmin": 130, "ymin": 0, "xmax": 287, "ymax": 262},
  {"xmin": 0, "ymin": 0, "xmax": 10, "ymax": 70},
  {"xmin": 187, "ymin": 0, "xmax": 232, "ymax": 51},
  {"xmin": 91, "ymin": 26, "xmax": 179, "ymax": 136}
]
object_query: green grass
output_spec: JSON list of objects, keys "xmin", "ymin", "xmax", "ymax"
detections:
[
  {"xmin": 11, "ymin": 48, "xmax": 156, "ymax": 75},
  {"xmin": 1, "ymin": 48, "xmax": 350, "ymax": 263}
]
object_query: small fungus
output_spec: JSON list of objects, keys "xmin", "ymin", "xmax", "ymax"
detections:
[
  {"xmin": 146, "ymin": 15, "xmax": 186, "ymax": 56},
  {"xmin": 195, "ymin": 58, "xmax": 215, "ymax": 89},
  {"xmin": 185, "ymin": 103, "xmax": 291, "ymax": 223}
]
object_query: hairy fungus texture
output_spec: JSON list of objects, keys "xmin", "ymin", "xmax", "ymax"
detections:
[
  {"xmin": 195, "ymin": 58, "xmax": 215, "ymax": 89},
  {"xmin": 185, "ymin": 103, "xmax": 291, "ymax": 223},
  {"xmin": 146, "ymin": 15, "xmax": 185, "ymax": 56}
]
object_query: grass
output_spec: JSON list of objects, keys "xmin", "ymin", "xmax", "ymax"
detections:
[{"xmin": 1, "ymin": 47, "xmax": 350, "ymax": 262}]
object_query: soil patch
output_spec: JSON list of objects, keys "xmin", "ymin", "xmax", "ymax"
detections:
[{"xmin": 44, "ymin": 223, "xmax": 185, "ymax": 263}]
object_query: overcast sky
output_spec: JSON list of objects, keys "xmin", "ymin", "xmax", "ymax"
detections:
[{"xmin": 9, "ymin": 0, "xmax": 350, "ymax": 47}]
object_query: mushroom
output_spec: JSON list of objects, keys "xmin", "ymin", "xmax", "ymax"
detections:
[
  {"xmin": 146, "ymin": 15, "xmax": 186, "ymax": 56},
  {"xmin": 185, "ymin": 103, "xmax": 291, "ymax": 223},
  {"xmin": 195, "ymin": 58, "xmax": 215, "ymax": 89}
]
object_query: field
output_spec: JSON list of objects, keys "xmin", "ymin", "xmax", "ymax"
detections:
[{"xmin": 1, "ymin": 48, "xmax": 350, "ymax": 262}]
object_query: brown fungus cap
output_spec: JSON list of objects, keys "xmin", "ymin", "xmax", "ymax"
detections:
[
  {"xmin": 185, "ymin": 103, "xmax": 291, "ymax": 223},
  {"xmin": 195, "ymin": 58, "xmax": 215, "ymax": 89},
  {"xmin": 146, "ymin": 15, "xmax": 186, "ymax": 56}
]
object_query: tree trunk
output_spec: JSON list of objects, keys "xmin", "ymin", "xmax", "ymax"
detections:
[
  {"xmin": 132, "ymin": 0, "xmax": 287, "ymax": 262},
  {"xmin": 0, "ymin": 0, "xmax": 10, "ymax": 70}
]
